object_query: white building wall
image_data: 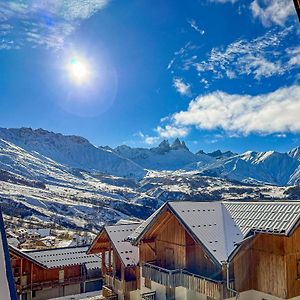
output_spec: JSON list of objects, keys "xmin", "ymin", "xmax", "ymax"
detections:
[
  {"xmin": 226, "ymin": 290, "xmax": 300, "ymax": 300},
  {"xmin": 141, "ymin": 275, "xmax": 300, "ymax": 300}
]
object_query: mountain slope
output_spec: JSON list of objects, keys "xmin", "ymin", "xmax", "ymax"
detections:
[
  {"xmin": 0, "ymin": 134, "xmax": 299, "ymax": 232},
  {"xmin": 0, "ymin": 128, "xmax": 145, "ymax": 179},
  {"xmin": 0, "ymin": 138, "xmax": 150, "ymax": 230},
  {"xmin": 199, "ymin": 150, "xmax": 300, "ymax": 186}
]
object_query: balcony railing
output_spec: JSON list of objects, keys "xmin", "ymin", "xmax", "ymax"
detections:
[
  {"xmin": 142, "ymin": 263, "xmax": 234, "ymax": 300},
  {"xmin": 104, "ymin": 274, "xmax": 137, "ymax": 293},
  {"xmin": 17, "ymin": 275, "xmax": 85, "ymax": 292},
  {"xmin": 141, "ymin": 291, "xmax": 156, "ymax": 300}
]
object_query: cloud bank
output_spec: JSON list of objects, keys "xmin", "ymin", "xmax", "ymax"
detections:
[
  {"xmin": 0, "ymin": 0, "xmax": 110, "ymax": 50},
  {"xmin": 250, "ymin": 0, "xmax": 296, "ymax": 27},
  {"xmin": 169, "ymin": 85, "xmax": 300, "ymax": 135}
]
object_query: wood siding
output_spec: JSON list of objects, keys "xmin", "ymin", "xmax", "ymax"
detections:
[
  {"xmin": 10, "ymin": 254, "xmax": 82, "ymax": 293},
  {"xmin": 140, "ymin": 210, "xmax": 221, "ymax": 278},
  {"xmin": 233, "ymin": 225, "xmax": 300, "ymax": 299},
  {"xmin": 285, "ymin": 225, "xmax": 300, "ymax": 299}
]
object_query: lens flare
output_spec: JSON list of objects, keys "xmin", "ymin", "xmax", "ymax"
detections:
[{"xmin": 68, "ymin": 57, "xmax": 90, "ymax": 84}]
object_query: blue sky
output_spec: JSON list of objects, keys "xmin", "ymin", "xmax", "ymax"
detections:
[{"xmin": 0, "ymin": 0, "xmax": 299, "ymax": 153}]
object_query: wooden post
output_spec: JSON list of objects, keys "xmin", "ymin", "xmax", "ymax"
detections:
[
  {"xmin": 30, "ymin": 264, "xmax": 33, "ymax": 300},
  {"xmin": 101, "ymin": 251, "xmax": 106, "ymax": 276},
  {"xmin": 108, "ymin": 248, "xmax": 112, "ymax": 273},
  {"xmin": 20, "ymin": 258, "xmax": 23, "ymax": 297}
]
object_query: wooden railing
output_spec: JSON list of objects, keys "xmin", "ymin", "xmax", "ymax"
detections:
[
  {"xmin": 17, "ymin": 275, "xmax": 85, "ymax": 292},
  {"xmin": 142, "ymin": 263, "xmax": 233, "ymax": 300},
  {"xmin": 104, "ymin": 274, "xmax": 137, "ymax": 293}
]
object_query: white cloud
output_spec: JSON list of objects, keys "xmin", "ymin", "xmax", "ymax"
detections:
[
  {"xmin": 0, "ymin": 0, "xmax": 110, "ymax": 50},
  {"xmin": 287, "ymin": 46, "xmax": 300, "ymax": 67},
  {"xmin": 137, "ymin": 132, "xmax": 159, "ymax": 145},
  {"xmin": 170, "ymin": 85, "xmax": 300, "ymax": 135},
  {"xmin": 275, "ymin": 133, "xmax": 287, "ymax": 138},
  {"xmin": 156, "ymin": 125, "xmax": 189, "ymax": 138},
  {"xmin": 173, "ymin": 78, "xmax": 191, "ymax": 96},
  {"xmin": 194, "ymin": 27, "xmax": 298, "ymax": 81},
  {"xmin": 188, "ymin": 19, "xmax": 205, "ymax": 35},
  {"xmin": 250, "ymin": 0, "xmax": 295, "ymax": 27}
]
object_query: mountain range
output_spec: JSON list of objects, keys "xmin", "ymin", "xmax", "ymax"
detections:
[{"xmin": 0, "ymin": 127, "xmax": 299, "ymax": 231}]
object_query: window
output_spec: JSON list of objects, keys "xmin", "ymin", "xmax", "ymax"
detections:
[{"xmin": 32, "ymin": 291, "xmax": 36, "ymax": 298}]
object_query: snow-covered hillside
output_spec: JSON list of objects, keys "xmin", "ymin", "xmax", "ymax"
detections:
[
  {"xmin": 199, "ymin": 150, "xmax": 300, "ymax": 186},
  {"xmin": 0, "ymin": 130, "xmax": 298, "ymax": 231},
  {"xmin": 0, "ymin": 128, "xmax": 145, "ymax": 180}
]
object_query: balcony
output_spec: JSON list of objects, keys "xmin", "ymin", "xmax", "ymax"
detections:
[
  {"xmin": 17, "ymin": 275, "xmax": 85, "ymax": 292},
  {"xmin": 142, "ymin": 263, "xmax": 234, "ymax": 300},
  {"xmin": 104, "ymin": 274, "xmax": 137, "ymax": 293}
]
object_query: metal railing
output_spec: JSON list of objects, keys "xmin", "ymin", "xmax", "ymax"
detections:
[
  {"xmin": 141, "ymin": 291, "xmax": 156, "ymax": 300},
  {"xmin": 142, "ymin": 263, "xmax": 234, "ymax": 300}
]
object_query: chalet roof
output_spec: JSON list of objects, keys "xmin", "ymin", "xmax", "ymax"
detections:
[
  {"xmin": 128, "ymin": 200, "xmax": 300, "ymax": 265},
  {"xmin": 88, "ymin": 222, "xmax": 140, "ymax": 267},
  {"xmin": 223, "ymin": 201, "xmax": 300, "ymax": 236},
  {"xmin": 0, "ymin": 211, "xmax": 17, "ymax": 300},
  {"xmin": 25, "ymin": 246, "xmax": 101, "ymax": 269}
]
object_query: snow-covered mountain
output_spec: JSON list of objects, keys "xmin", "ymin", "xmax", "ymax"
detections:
[
  {"xmin": 288, "ymin": 146, "xmax": 300, "ymax": 161},
  {"xmin": 1, "ymin": 127, "xmax": 300, "ymax": 186},
  {"xmin": 0, "ymin": 139, "xmax": 293, "ymax": 231},
  {"xmin": 206, "ymin": 150, "xmax": 236, "ymax": 160},
  {"xmin": 199, "ymin": 150, "xmax": 300, "ymax": 186},
  {"xmin": 114, "ymin": 138, "xmax": 214, "ymax": 171},
  {"xmin": 0, "ymin": 128, "xmax": 145, "ymax": 180},
  {"xmin": 0, "ymin": 128, "xmax": 299, "ymax": 231}
]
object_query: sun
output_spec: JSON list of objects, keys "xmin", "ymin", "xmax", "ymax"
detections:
[{"xmin": 68, "ymin": 57, "xmax": 90, "ymax": 84}]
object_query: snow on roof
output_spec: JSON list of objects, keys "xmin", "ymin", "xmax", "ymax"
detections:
[
  {"xmin": 25, "ymin": 246, "xmax": 101, "ymax": 269},
  {"xmin": 0, "ymin": 211, "xmax": 17, "ymax": 300},
  {"xmin": 104, "ymin": 222, "xmax": 140, "ymax": 267},
  {"xmin": 129, "ymin": 200, "xmax": 300, "ymax": 265},
  {"xmin": 169, "ymin": 202, "xmax": 242, "ymax": 264},
  {"xmin": 223, "ymin": 201, "xmax": 300, "ymax": 236},
  {"xmin": 27, "ymin": 228, "xmax": 51, "ymax": 237}
]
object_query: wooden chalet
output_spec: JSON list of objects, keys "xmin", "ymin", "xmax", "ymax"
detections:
[
  {"xmin": 88, "ymin": 222, "xmax": 147, "ymax": 300},
  {"xmin": 9, "ymin": 245, "xmax": 102, "ymax": 300},
  {"xmin": 128, "ymin": 201, "xmax": 300, "ymax": 300}
]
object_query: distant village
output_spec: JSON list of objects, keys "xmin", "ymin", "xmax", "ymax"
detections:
[{"xmin": 4, "ymin": 215, "xmax": 94, "ymax": 250}]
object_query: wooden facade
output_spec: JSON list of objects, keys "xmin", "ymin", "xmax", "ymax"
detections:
[
  {"xmin": 9, "ymin": 247, "xmax": 102, "ymax": 300},
  {"xmin": 139, "ymin": 205, "xmax": 300, "ymax": 300},
  {"xmin": 233, "ymin": 225, "xmax": 300, "ymax": 299},
  {"xmin": 139, "ymin": 209, "xmax": 230, "ymax": 299},
  {"xmin": 139, "ymin": 210, "xmax": 221, "ymax": 279},
  {"xmin": 88, "ymin": 227, "xmax": 139, "ymax": 300}
]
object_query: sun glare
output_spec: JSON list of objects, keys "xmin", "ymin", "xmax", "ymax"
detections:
[{"xmin": 68, "ymin": 57, "xmax": 90, "ymax": 84}]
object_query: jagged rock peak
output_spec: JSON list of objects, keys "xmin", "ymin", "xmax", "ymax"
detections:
[
  {"xmin": 171, "ymin": 138, "xmax": 189, "ymax": 151},
  {"xmin": 152, "ymin": 140, "xmax": 170, "ymax": 154},
  {"xmin": 196, "ymin": 150, "xmax": 206, "ymax": 155},
  {"xmin": 158, "ymin": 140, "xmax": 170, "ymax": 150}
]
